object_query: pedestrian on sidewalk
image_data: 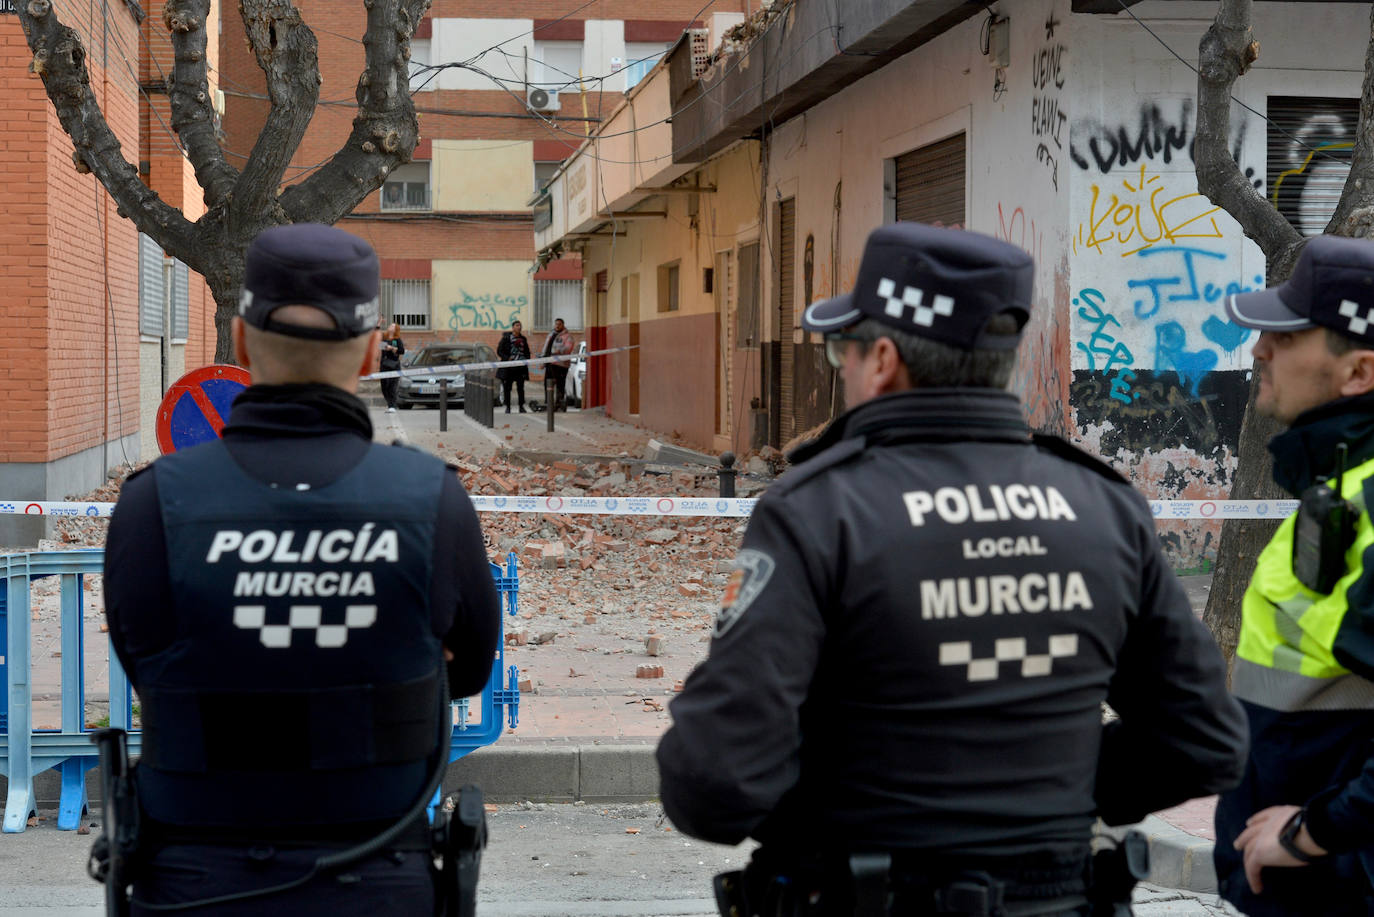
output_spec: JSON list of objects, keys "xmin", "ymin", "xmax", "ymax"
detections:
[
  {"xmin": 540, "ymin": 317, "xmax": 574, "ymax": 411},
  {"xmin": 657, "ymin": 222, "xmax": 1247, "ymax": 917},
  {"xmin": 498, "ymin": 319, "xmax": 531, "ymax": 413},
  {"xmin": 379, "ymin": 321, "xmax": 405, "ymax": 411},
  {"xmin": 1215, "ymin": 234, "xmax": 1374, "ymax": 917},
  {"xmin": 102, "ymin": 223, "xmax": 501, "ymax": 916}
]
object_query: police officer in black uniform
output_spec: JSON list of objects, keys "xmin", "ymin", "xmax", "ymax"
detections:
[
  {"xmin": 103, "ymin": 223, "xmax": 501, "ymax": 915},
  {"xmin": 656, "ymin": 222, "xmax": 1249, "ymax": 916}
]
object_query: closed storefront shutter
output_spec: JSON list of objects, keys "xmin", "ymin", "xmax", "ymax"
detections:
[
  {"xmin": 1267, "ymin": 97, "xmax": 1357, "ymax": 238},
  {"xmin": 778, "ymin": 197, "xmax": 796, "ymax": 443},
  {"xmin": 894, "ymin": 132, "xmax": 966, "ymax": 227}
]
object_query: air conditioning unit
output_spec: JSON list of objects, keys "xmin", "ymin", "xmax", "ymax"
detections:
[{"xmin": 526, "ymin": 87, "xmax": 561, "ymax": 113}]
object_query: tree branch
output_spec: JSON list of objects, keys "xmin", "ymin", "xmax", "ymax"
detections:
[
  {"xmin": 279, "ymin": 0, "xmax": 431, "ymax": 224},
  {"xmin": 164, "ymin": 0, "xmax": 238, "ymax": 207},
  {"xmin": 1323, "ymin": 7, "xmax": 1374, "ymax": 239},
  {"xmin": 14, "ymin": 0, "xmax": 196, "ymax": 255},
  {"xmin": 231, "ymin": 0, "xmax": 322, "ymax": 230},
  {"xmin": 1195, "ymin": 0, "xmax": 1299, "ymax": 264}
]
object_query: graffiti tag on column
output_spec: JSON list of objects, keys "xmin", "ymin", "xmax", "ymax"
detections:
[
  {"xmin": 447, "ymin": 290, "xmax": 528, "ymax": 330},
  {"xmin": 1125, "ymin": 247, "xmax": 1263, "ymax": 319},
  {"xmin": 1030, "ymin": 15, "xmax": 1067, "ymax": 190},
  {"xmin": 1074, "ymin": 165, "xmax": 1223, "ymax": 257},
  {"xmin": 1070, "ymin": 101, "xmax": 1262, "ymax": 187},
  {"xmin": 995, "ymin": 203, "xmax": 1043, "ymax": 264},
  {"xmin": 1074, "ymin": 288, "xmax": 1136, "ymax": 403}
]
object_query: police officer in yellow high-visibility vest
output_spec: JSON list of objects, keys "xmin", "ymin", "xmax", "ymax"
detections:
[{"xmin": 1216, "ymin": 235, "xmax": 1374, "ymax": 917}]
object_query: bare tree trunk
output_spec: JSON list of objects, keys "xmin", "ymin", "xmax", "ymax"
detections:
[{"xmin": 1195, "ymin": 0, "xmax": 1374, "ymax": 672}]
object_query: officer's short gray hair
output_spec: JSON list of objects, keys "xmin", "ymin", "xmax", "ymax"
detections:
[{"xmin": 848, "ymin": 315, "xmax": 1020, "ymax": 389}]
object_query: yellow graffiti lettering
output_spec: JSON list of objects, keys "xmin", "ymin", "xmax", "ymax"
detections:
[{"xmin": 1076, "ymin": 165, "xmax": 1224, "ymax": 258}]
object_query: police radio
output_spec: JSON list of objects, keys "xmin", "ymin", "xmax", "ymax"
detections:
[{"xmin": 1293, "ymin": 443, "xmax": 1359, "ymax": 594}]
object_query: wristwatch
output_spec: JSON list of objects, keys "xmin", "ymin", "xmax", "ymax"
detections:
[{"xmin": 1278, "ymin": 808, "xmax": 1321, "ymax": 863}]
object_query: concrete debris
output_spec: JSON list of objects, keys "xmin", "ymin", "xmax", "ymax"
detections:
[{"xmin": 644, "ymin": 634, "xmax": 663, "ymax": 656}]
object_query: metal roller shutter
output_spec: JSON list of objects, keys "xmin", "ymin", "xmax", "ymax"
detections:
[
  {"xmin": 778, "ymin": 197, "xmax": 796, "ymax": 443},
  {"xmin": 138, "ymin": 234, "xmax": 164, "ymax": 338},
  {"xmin": 895, "ymin": 133, "xmax": 966, "ymax": 227},
  {"xmin": 1267, "ymin": 97, "xmax": 1357, "ymax": 238}
]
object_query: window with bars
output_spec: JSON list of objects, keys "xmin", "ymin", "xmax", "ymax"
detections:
[
  {"xmin": 381, "ymin": 278, "xmax": 431, "ymax": 330},
  {"xmin": 533, "ymin": 279, "xmax": 583, "ymax": 331},
  {"xmin": 381, "ymin": 162, "xmax": 431, "ymax": 211},
  {"xmin": 736, "ymin": 242, "xmax": 760, "ymax": 346}
]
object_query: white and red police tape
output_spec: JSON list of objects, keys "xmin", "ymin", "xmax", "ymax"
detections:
[
  {"xmin": 0, "ymin": 498, "xmax": 1303, "ymax": 519},
  {"xmin": 361, "ymin": 343, "xmax": 638, "ymax": 381}
]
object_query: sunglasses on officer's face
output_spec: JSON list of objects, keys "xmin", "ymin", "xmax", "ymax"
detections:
[{"xmin": 824, "ymin": 333, "xmax": 869, "ymax": 370}]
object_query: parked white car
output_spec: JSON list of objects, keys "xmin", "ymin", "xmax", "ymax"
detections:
[{"xmin": 566, "ymin": 341, "xmax": 588, "ymax": 407}]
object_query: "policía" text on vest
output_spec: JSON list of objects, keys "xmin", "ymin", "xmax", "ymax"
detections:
[{"xmin": 205, "ymin": 525, "xmax": 400, "ymax": 564}]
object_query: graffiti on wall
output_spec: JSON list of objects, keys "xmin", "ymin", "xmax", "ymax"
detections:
[
  {"xmin": 447, "ymin": 290, "xmax": 528, "ymax": 331},
  {"xmin": 1070, "ymin": 101, "xmax": 1263, "ymax": 191},
  {"xmin": 1074, "ymin": 165, "xmax": 1225, "ymax": 257},
  {"xmin": 1030, "ymin": 15, "xmax": 1068, "ymax": 190}
]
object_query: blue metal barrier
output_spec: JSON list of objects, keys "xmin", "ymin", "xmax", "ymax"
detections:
[{"xmin": 0, "ymin": 549, "xmax": 520, "ymax": 834}]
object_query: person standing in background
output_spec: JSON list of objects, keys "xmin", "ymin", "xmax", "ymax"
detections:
[{"xmin": 379, "ymin": 322, "xmax": 405, "ymax": 413}]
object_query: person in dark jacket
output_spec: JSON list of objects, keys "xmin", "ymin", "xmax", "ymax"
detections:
[
  {"xmin": 379, "ymin": 321, "xmax": 405, "ymax": 412},
  {"xmin": 103, "ymin": 223, "xmax": 501, "ymax": 916},
  {"xmin": 1214, "ymin": 234, "xmax": 1374, "ymax": 917},
  {"xmin": 497, "ymin": 319, "xmax": 531, "ymax": 413},
  {"xmin": 657, "ymin": 222, "xmax": 1248, "ymax": 917}
]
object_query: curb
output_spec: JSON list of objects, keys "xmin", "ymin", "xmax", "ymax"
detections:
[
  {"xmin": 6, "ymin": 744, "xmax": 665, "ymax": 813},
  {"xmin": 1100, "ymin": 815, "xmax": 1217, "ymax": 894},
  {"xmin": 444, "ymin": 744, "xmax": 660, "ymax": 804}
]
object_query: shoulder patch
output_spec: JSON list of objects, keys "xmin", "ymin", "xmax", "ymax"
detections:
[
  {"xmin": 772, "ymin": 437, "xmax": 866, "ymax": 496},
  {"xmin": 1032, "ymin": 434, "xmax": 1129, "ymax": 486},
  {"xmin": 713, "ymin": 549, "xmax": 775, "ymax": 637}
]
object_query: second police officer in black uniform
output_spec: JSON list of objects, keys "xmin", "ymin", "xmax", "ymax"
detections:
[
  {"xmin": 103, "ymin": 224, "xmax": 501, "ymax": 915},
  {"xmin": 656, "ymin": 222, "xmax": 1250, "ymax": 916}
]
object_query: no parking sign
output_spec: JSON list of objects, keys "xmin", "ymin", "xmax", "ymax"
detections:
[{"xmin": 155, "ymin": 365, "xmax": 251, "ymax": 454}]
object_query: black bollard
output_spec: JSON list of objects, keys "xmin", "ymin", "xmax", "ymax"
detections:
[
  {"xmin": 439, "ymin": 378, "xmax": 449, "ymax": 432},
  {"xmin": 718, "ymin": 452, "xmax": 737, "ymax": 498},
  {"xmin": 545, "ymin": 377, "xmax": 556, "ymax": 433}
]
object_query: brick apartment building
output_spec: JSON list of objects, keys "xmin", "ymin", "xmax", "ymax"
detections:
[{"xmin": 220, "ymin": 1, "xmax": 752, "ymax": 407}]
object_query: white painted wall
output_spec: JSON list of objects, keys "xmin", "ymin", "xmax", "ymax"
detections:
[
  {"xmin": 585, "ymin": 20, "xmax": 627, "ymax": 93},
  {"xmin": 431, "ymin": 18, "xmax": 533, "ymax": 91}
]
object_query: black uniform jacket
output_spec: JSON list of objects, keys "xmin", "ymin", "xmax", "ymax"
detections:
[
  {"xmin": 657, "ymin": 389, "xmax": 1247, "ymax": 858},
  {"xmin": 105, "ymin": 385, "xmax": 501, "ymax": 831}
]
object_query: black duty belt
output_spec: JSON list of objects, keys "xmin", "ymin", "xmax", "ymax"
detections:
[{"xmin": 138, "ymin": 670, "xmax": 441, "ymax": 772}]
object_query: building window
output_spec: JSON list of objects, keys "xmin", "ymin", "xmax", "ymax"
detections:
[
  {"xmin": 623, "ymin": 41, "xmax": 672, "ymax": 90},
  {"xmin": 657, "ymin": 262, "xmax": 680, "ymax": 312},
  {"xmin": 409, "ymin": 38, "xmax": 433, "ymax": 92},
  {"xmin": 381, "ymin": 278, "xmax": 431, "ymax": 330},
  {"xmin": 533, "ymin": 279, "xmax": 584, "ymax": 331},
  {"xmin": 534, "ymin": 40, "xmax": 583, "ymax": 90},
  {"xmin": 381, "ymin": 162, "xmax": 431, "ymax": 211},
  {"xmin": 139, "ymin": 233, "xmax": 165, "ymax": 339},
  {"xmin": 535, "ymin": 161, "xmax": 561, "ymax": 195},
  {"xmin": 736, "ymin": 242, "xmax": 760, "ymax": 346}
]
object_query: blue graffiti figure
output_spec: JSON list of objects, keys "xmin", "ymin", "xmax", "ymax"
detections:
[
  {"xmin": 1201, "ymin": 314, "xmax": 1252, "ymax": 353},
  {"xmin": 1108, "ymin": 369, "xmax": 1137, "ymax": 403},
  {"xmin": 1126, "ymin": 246, "xmax": 1227, "ymax": 318},
  {"xmin": 1155, "ymin": 321, "xmax": 1217, "ymax": 396},
  {"xmin": 1073, "ymin": 289, "xmax": 1134, "ymax": 373}
]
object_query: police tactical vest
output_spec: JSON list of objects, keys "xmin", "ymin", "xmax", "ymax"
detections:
[
  {"xmin": 137, "ymin": 439, "xmax": 447, "ymax": 829},
  {"xmin": 1235, "ymin": 455, "xmax": 1374, "ymax": 713}
]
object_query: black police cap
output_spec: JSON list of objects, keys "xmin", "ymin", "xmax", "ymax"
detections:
[
  {"xmin": 1226, "ymin": 234, "xmax": 1374, "ymax": 348},
  {"xmin": 239, "ymin": 223, "xmax": 380, "ymax": 340},
  {"xmin": 801, "ymin": 222, "xmax": 1033, "ymax": 350}
]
